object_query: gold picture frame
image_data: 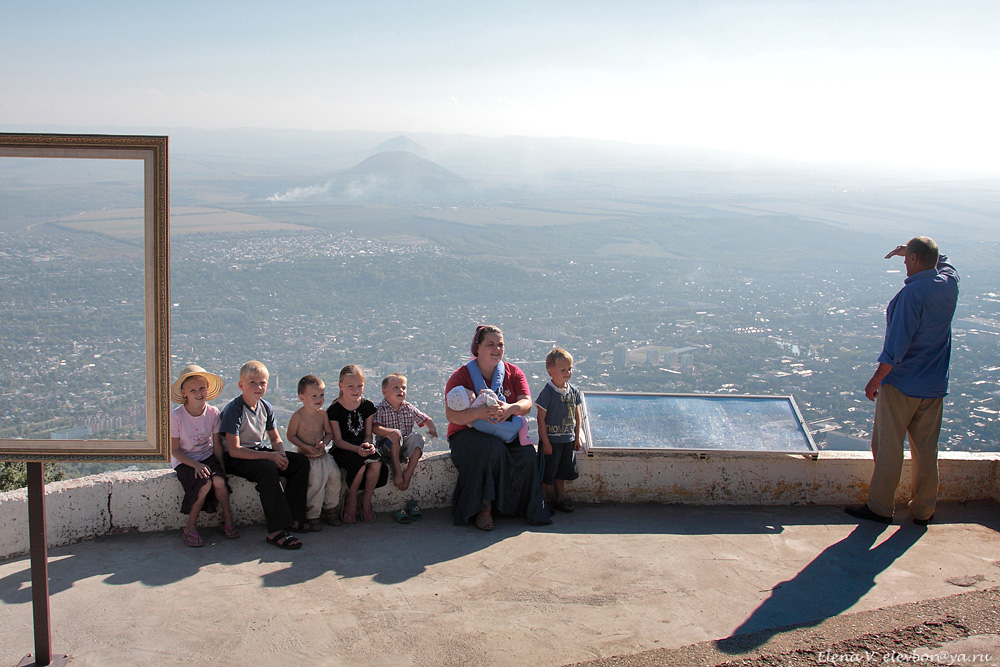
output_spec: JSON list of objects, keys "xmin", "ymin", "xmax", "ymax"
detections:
[{"xmin": 0, "ymin": 133, "xmax": 169, "ymax": 461}]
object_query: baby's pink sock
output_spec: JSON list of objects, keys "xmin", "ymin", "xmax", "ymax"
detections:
[{"xmin": 518, "ymin": 420, "xmax": 534, "ymax": 446}]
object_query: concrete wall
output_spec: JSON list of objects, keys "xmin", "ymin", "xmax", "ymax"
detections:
[
  {"xmin": 995, "ymin": 459, "xmax": 1000, "ymax": 503},
  {"xmin": 0, "ymin": 453, "xmax": 459, "ymax": 561},
  {"xmin": 573, "ymin": 450, "xmax": 999, "ymax": 505},
  {"xmin": 1, "ymin": 450, "xmax": 997, "ymax": 560}
]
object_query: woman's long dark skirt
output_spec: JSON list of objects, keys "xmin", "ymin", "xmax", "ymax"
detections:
[{"xmin": 449, "ymin": 428, "xmax": 551, "ymax": 526}]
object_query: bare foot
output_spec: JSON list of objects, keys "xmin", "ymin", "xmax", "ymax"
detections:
[
  {"xmin": 393, "ymin": 472, "xmax": 405, "ymax": 490},
  {"xmin": 342, "ymin": 495, "xmax": 358, "ymax": 524},
  {"xmin": 401, "ymin": 469, "xmax": 414, "ymax": 491}
]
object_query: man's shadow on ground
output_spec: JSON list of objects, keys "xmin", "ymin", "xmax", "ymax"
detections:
[{"xmin": 715, "ymin": 521, "xmax": 925, "ymax": 655}]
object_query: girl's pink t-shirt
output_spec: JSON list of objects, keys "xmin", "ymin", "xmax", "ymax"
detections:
[{"xmin": 170, "ymin": 404, "xmax": 221, "ymax": 468}]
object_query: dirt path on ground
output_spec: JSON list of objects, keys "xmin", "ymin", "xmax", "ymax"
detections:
[{"xmin": 568, "ymin": 587, "xmax": 1000, "ymax": 667}]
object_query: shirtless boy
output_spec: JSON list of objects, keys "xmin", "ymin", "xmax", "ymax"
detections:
[{"xmin": 287, "ymin": 375, "xmax": 343, "ymax": 530}]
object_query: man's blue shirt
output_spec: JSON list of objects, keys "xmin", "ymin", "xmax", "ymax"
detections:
[{"xmin": 878, "ymin": 256, "xmax": 959, "ymax": 399}]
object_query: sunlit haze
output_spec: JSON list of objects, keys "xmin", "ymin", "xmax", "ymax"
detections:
[{"xmin": 2, "ymin": 0, "xmax": 999, "ymax": 172}]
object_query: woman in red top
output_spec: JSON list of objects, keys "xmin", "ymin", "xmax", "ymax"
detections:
[{"xmin": 445, "ymin": 325, "xmax": 551, "ymax": 530}]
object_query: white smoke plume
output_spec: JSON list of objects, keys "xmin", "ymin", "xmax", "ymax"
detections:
[{"xmin": 267, "ymin": 181, "xmax": 332, "ymax": 202}]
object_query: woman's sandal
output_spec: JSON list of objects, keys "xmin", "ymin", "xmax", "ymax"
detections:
[
  {"xmin": 288, "ymin": 521, "xmax": 313, "ymax": 533},
  {"xmin": 391, "ymin": 509, "xmax": 411, "ymax": 524},
  {"xmin": 182, "ymin": 530, "xmax": 204, "ymax": 547},
  {"xmin": 474, "ymin": 511, "xmax": 494, "ymax": 531},
  {"xmin": 222, "ymin": 524, "xmax": 240, "ymax": 539},
  {"xmin": 341, "ymin": 506, "xmax": 357, "ymax": 524},
  {"xmin": 405, "ymin": 499, "xmax": 422, "ymax": 521},
  {"xmin": 265, "ymin": 531, "xmax": 302, "ymax": 550},
  {"xmin": 362, "ymin": 508, "xmax": 376, "ymax": 523}
]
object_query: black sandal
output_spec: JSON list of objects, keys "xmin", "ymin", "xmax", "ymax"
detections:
[
  {"xmin": 266, "ymin": 531, "xmax": 303, "ymax": 550},
  {"xmin": 552, "ymin": 500, "xmax": 575, "ymax": 513},
  {"xmin": 288, "ymin": 521, "xmax": 313, "ymax": 533}
]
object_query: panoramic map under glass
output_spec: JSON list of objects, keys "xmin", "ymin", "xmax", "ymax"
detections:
[{"xmin": 582, "ymin": 392, "xmax": 817, "ymax": 455}]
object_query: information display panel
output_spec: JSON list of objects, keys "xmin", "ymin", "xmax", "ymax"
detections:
[{"xmin": 581, "ymin": 392, "xmax": 817, "ymax": 456}]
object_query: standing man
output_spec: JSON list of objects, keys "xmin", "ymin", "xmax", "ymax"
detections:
[{"xmin": 846, "ymin": 237, "xmax": 959, "ymax": 526}]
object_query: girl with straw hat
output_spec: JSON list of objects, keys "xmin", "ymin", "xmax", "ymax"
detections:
[{"xmin": 170, "ymin": 364, "xmax": 238, "ymax": 547}]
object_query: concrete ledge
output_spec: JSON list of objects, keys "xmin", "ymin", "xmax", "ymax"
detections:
[
  {"xmin": 0, "ymin": 450, "xmax": 997, "ymax": 560},
  {"xmin": 574, "ymin": 450, "xmax": 1000, "ymax": 505},
  {"xmin": 0, "ymin": 453, "xmax": 458, "ymax": 560}
]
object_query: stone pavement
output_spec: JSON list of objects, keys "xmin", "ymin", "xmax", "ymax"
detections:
[{"xmin": 1, "ymin": 501, "xmax": 998, "ymax": 667}]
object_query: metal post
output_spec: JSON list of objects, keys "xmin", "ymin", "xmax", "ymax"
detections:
[{"xmin": 18, "ymin": 462, "xmax": 70, "ymax": 667}]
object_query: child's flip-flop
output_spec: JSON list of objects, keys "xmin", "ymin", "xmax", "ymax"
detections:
[
  {"xmin": 405, "ymin": 499, "xmax": 422, "ymax": 521},
  {"xmin": 182, "ymin": 530, "xmax": 203, "ymax": 547},
  {"xmin": 222, "ymin": 524, "xmax": 240, "ymax": 539},
  {"xmin": 362, "ymin": 508, "xmax": 376, "ymax": 523},
  {"xmin": 391, "ymin": 509, "xmax": 411, "ymax": 524}
]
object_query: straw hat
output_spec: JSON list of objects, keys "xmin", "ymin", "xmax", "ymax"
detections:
[{"xmin": 170, "ymin": 364, "xmax": 224, "ymax": 404}]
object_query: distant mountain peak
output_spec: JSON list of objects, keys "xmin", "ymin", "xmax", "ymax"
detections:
[
  {"xmin": 373, "ymin": 135, "xmax": 427, "ymax": 156},
  {"xmin": 345, "ymin": 151, "xmax": 460, "ymax": 180},
  {"xmin": 338, "ymin": 151, "xmax": 472, "ymax": 204}
]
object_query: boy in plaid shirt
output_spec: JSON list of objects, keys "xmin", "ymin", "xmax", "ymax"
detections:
[{"xmin": 373, "ymin": 373, "xmax": 438, "ymax": 492}]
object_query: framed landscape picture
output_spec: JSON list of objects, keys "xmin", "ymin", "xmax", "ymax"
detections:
[{"xmin": 0, "ymin": 133, "xmax": 169, "ymax": 461}]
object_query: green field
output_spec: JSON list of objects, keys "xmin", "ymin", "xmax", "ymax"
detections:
[{"xmin": 53, "ymin": 206, "xmax": 312, "ymax": 237}]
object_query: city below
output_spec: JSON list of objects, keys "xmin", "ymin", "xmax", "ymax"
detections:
[{"xmin": 1, "ymin": 220, "xmax": 997, "ymax": 479}]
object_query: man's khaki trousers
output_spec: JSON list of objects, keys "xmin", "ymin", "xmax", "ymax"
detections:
[{"xmin": 867, "ymin": 383, "xmax": 943, "ymax": 520}]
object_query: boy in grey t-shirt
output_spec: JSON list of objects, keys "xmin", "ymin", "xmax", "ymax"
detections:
[
  {"xmin": 536, "ymin": 348, "xmax": 583, "ymax": 513},
  {"xmin": 219, "ymin": 360, "xmax": 311, "ymax": 549}
]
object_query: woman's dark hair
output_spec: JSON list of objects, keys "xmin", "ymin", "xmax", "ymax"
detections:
[{"xmin": 470, "ymin": 325, "xmax": 503, "ymax": 357}]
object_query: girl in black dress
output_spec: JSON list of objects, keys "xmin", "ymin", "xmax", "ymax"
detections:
[{"xmin": 328, "ymin": 364, "xmax": 387, "ymax": 523}]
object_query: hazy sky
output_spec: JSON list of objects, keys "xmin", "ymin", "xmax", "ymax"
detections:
[{"xmin": 2, "ymin": 0, "xmax": 998, "ymax": 173}]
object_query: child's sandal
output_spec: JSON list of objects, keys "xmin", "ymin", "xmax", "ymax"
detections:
[
  {"xmin": 222, "ymin": 524, "xmax": 240, "ymax": 539},
  {"xmin": 405, "ymin": 499, "xmax": 422, "ymax": 521},
  {"xmin": 265, "ymin": 531, "xmax": 302, "ymax": 550},
  {"xmin": 391, "ymin": 509, "xmax": 411, "ymax": 524},
  {"xmin": 551, "ymin": 500, "xmax": 575, "ymax": 513},
  {"xmin": 288, "ymin": 521, "xmax": 313, "ymax": 533}
]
